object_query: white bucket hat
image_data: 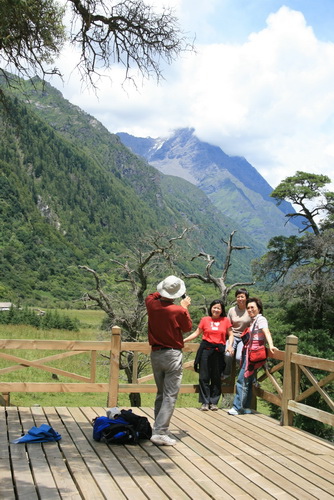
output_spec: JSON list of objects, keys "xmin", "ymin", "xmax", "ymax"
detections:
[{"xmin": 157, "ymin": 275, "xmax": 186, "ymax": 299}]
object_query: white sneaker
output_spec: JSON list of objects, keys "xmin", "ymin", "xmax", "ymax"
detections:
[
  {"xmin": 150, "ymin": 434, "xmax": 176, "ymax": 446},
  {"xmin": 227, "ymin": 407, "xmax": 239, "ymax": 415}
]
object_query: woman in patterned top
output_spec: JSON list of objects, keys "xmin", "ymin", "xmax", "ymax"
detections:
[{"xmin": 228, "ymin": 297, "xmax": 277, "ymax": 415}]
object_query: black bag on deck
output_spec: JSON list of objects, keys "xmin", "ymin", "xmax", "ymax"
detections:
[
  {"xmin": 101, "ymin": 421, "xmax": 137, "ymax": 444},
  {"xmin": 92, "ymin": 410, "xmax": 152, "ymax": 445},
  {"xmin": 93, "ymin": 415, "xmax": 138, "ymax": 444},
  {"xmin": 120, "ymin": 409, "xmax": 152, "ymax": 440}
]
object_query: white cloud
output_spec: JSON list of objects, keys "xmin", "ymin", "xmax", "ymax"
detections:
[
  {"xmin": 187, "ymin": 7, "xmax": 334, "ymax": 188},
  {"xmin": 54, "ymin": 5, "xmax": 334, "ymax": 190}
]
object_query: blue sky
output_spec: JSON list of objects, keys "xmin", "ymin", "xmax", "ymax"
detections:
[
  {"xmin": 54, "ymin": 1, "xmax": 334, "ymax": 190},
  {"xmin": 183, "ymin": 0, "xmax": 334, "ymax": 44}
]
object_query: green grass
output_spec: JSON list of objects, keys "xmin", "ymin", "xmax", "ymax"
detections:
[{"xmin": 58, "ymin": 309, "xmax": 107, "ymax": 328}]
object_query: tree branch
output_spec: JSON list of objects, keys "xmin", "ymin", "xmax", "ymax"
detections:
[
  {"xmin": 68, "ymin": 0, "xmax": 193, "ymax": 86},
  {"xmin": 78, "ymin": 265, "xmax": 115, "ymax": 318},
  {"xmin": 185, "ymin": 231, "xmax": 253, "ymax": 303}
]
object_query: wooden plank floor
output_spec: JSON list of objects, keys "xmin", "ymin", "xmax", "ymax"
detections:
[{"xmin": 0, "ymin": 406, "xmax": 333, "ymax": 499}]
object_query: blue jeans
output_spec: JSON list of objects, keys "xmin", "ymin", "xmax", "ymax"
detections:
[
  {"xmin": 150, "ymin": 349, "xmax": 183, "ymax": 434},
  {"xmin": 231, "ymin": 351, "xmax": 255, "ymax": 412}
]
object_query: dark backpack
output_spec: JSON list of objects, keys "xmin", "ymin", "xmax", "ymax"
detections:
[
  {"xmin": 93, "ymin": 415, "xmax": 137, "ymax": 444},
  {"xmin": 92, "ymin": 411, "xmax": 152, "ymax": 445},
  {"xmin": 120, "ymin": 409, "xmax": 152, "ymax": 440}
]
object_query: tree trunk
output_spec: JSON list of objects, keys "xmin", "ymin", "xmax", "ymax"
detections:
[
  {"xmin": 129, "ymin": 392, "xmax": 141, "ymax": 407},
  {"xmin": 125, "ymin": 352, "xmax": 142, "ymax": 406}
]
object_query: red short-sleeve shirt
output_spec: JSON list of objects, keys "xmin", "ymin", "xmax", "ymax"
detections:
[{"xmin": 198, "ymin": 316, "xmax": 232, "ymax": 344}]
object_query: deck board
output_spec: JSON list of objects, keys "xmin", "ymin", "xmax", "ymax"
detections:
[
  {"xmin": 172, "ymin": 408, "xmax": 309, "ymax": 499},
  {"xmin": 30, "ymin": 406, "xmax": 82, "ymax": 499},
  {"xmin": 224, "ymin": 412, "xmax": 334, "ymax": 488},
  {"xmin": 0, "ymin": 406, "xmax": 333, "ymax": 500},
  {"xmin": 19, "ymin": 407, "xmax": 61, "ymax": 500},
  {"xmin": 204, "ymin": 409, "xmax": 334, "ymax": 498},
  {"xmin": 6, "ymin": 407, "xmax": 39, "ymax": 500}
]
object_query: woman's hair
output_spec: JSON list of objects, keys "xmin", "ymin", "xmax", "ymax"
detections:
[
  {"xmin": 246, "ymin": 297, "xmax": 263, "ymax": 314},
  {"xmin": 235, "ymin": 288, "xmax": 249, "ymax": 298},
  {"xmin": 209, "ymin": 299, "xmax": 226, "ymax": 317}
]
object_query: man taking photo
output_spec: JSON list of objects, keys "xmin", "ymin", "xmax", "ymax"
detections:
[{"xmin": 146, "ymin": 275, "xmax": 192, "ymax": 446}]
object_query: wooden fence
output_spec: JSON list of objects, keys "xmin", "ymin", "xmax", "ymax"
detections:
[{"xmin": 0, "ymin": 327, "xmax": 333, "ymax": 428}]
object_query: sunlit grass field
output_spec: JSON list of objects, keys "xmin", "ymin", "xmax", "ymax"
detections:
[
  {"xmin": 0, "ymin": 309, "xmax": 271, "ymax": 414},
  {"xmin": 60, "ymin": 309, "xmax": 107, "ymax": 328}
]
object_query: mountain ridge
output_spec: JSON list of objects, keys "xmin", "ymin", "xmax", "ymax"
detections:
[
  {"xmin": 117, "ymin": 128, "xmax": 301, "ymax": 242},
  {"xmin": 0, "ymin": 77, "xmax": 262, "ymax": 304}
]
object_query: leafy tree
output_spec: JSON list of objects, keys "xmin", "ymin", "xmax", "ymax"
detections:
[
  {"xmin": 0, "ymin": 0, "xmax": 191, "ymax": 87},
  {"xmin": 270, "ymin": 171, "xmax": 334, "ymax": 235},
  {"xmin": 255, "ymin": 172, "xmax": 334, "ymax": 328},
  {"xmin": 0, "ymin": 0, "xmax": 65, "ymax": 80}
]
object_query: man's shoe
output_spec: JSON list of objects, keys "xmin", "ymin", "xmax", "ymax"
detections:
[
  {"xmin": 242, "ymin": 408, "xmax": 252, "ymax": 414},
  {"xmin": 150, "ymin": 434, "xmax": 176, "ymax": 446},
  {"xmin": 200, "ymin": 404, "xmax": 209, "ymax": 411},
  {"xmin": 210, "ymin": 404, "xmax": 219, "ymax": 411},
  {"xmin": 227, "ymin": 407, "xmax": 239, "ymax": 415}
]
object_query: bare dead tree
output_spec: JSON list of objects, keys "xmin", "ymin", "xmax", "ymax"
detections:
[
  {"xmin": 79, "ymin": 227, "xmax": 192, "ymax": 405},
  {"xmin": 77, "ymin": 266, "xmax": 115, "ymax": 318},
  {"xmin": 183, "ymin": 231, "xmax": 254, "ymax": 304}
]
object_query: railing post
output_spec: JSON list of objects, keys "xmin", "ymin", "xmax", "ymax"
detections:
[
  {"xmin": 132, "ymin": 352, "xmax": 139, "ymax": 384},
  {"xmin": 0, "ymin": 393, "xmax": 10, "ymax": 407},
  {"xmin": 108, "ymin": 326, "xmax": 121, "ymax": 407},
  {"xmin": 281, "ymin": 335, "xmax": 299, "ymax": 426},
  {"xmin": 90, "ymin": 350, "xmax": 97, "ymax": 382}
]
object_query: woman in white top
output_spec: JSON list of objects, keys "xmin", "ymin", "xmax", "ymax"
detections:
[{"xmin": 223, "ymin": 288, "xmax": 251, "ymax": 379}]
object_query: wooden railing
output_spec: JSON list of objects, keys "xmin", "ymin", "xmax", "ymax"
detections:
[
  {"xmin": 0, "ymin": 328, "xmax": 333, "ymax": 428},
  {"xmin": 0, "ymin": 336, "xmax": 115, "ymax": 406},
  {"xmin": 253, "ymin": 334, "xmax": 334, "ymax": 426}
]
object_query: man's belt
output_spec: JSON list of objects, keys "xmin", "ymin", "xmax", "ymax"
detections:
[{"xmin": 152, "ymin": 345, "xmax": 181, "ymax": 351}]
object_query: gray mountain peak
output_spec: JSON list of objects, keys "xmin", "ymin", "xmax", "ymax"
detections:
[{"xmin": 117, "ymin": 128, "xmax": 300, "ymax": 243}]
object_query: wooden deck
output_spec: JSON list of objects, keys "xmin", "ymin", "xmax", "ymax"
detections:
[{"xmin": 1, "ymin": 406, "xmax": 333, "ymax": 500}]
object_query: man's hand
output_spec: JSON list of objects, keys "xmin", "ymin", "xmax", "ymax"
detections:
[{"xmin": 180, "ymin": 296, "xmax": 191, "ymax": 309}]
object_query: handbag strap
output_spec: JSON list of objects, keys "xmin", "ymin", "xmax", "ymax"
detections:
[{"xmin": 249, "ymin": 318, "xmax": 258, "ymax": 349}]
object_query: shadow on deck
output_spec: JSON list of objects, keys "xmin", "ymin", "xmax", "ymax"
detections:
[{"xmin": 0, "ymin": 406, "xmax": 333, "ymax": 499}]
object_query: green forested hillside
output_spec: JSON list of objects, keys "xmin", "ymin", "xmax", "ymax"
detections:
[{"xmin": 0, "ymin": 78, "xmax": 261, "ymax": 305}]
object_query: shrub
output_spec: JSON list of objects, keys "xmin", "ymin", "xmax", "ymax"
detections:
[{"xmin": 0, "ymin": 306, "xmax": 79, "ymax": 331}]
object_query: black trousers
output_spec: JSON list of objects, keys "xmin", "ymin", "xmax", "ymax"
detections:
[{"xmin": 198, "ymin": 348, "xmax": 225, "ymax": 405}]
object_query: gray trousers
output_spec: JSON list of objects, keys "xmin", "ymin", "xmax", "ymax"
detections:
[
  {"xmin": 224, "ymin": 337, "xmax": 244, "ymax": 376},
  {"xmin": 150, "ymin": 349, "xmax": 183, "ymax": 435}
]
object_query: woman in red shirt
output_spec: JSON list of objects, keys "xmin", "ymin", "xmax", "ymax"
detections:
[{"xmin": 184, "ymin": 300, "xmax": 234, "ymax": 411}]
